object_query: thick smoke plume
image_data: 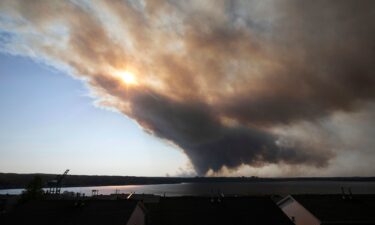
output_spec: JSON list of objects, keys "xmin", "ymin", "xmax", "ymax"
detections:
[{"xmin": 1, "ymin": 0, "xmax": 374, "ymax": 175}]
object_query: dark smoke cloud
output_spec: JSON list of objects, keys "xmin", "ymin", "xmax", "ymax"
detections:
[
  {"xmin": 124, "ymin": 89, "xmax": 330, "ymax": 174},
  {"xmin": 0, "ymin": 0, "xmax": 374, "ymax": 175}
]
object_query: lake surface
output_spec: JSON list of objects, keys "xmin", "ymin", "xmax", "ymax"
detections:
[{"xmin": 1, "ymin": 181, "xmax": 375, "ymax": 196}]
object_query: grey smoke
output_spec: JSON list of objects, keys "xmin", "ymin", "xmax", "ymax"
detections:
[{"xmin": 0, "ymin": 0, "xmax": 374, "ymax": 175}]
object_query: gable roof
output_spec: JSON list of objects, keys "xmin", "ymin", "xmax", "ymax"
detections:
[
  {"xmin": 147, "ymin": 196, "xmax": 294, "ymax": 225},
  {"xmin": 291, "ymin": 195, "xmax": 375, "ymax": 224}
]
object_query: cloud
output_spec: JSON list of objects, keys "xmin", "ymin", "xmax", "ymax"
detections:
[{"xmin": 0, "ymin": 0, "xmax": 374, "ymax": 175}]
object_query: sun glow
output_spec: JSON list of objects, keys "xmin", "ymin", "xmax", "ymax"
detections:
[{"xmin": 116, "ymin": 71, "xmax": 137, "ymax": 85}]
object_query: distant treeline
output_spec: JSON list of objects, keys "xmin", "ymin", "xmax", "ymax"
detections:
[{"xmin": 1, "ymin": 173, "xmax": 375, "ymax": 189}]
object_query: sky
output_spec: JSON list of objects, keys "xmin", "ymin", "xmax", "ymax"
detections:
[
  {"xmin": 0, "ymin": 53, "xmax": 189, "ymax": 176},
  {"xmin": 0, "ymin": 0, "xmax": 374, "ymax": 177}
]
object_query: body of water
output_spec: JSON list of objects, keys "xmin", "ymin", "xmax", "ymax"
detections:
[{"xmin": 1, "ymin": 181, "xmax": 375, "ymax": 196}]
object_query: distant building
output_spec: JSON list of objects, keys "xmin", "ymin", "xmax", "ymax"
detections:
[
  {"xmin": 0, "ymin": 199, "xmax": 146, "ymax": 225},
  {"xmin": 147, "ymin": 196, "xmax": 294, "ymax": 225},
  {"xmin": 277, "ymin": 195, "xmax": 375, "ymax": 225}
]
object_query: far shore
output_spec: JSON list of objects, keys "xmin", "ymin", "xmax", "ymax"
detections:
[{"xmin": 1, "ymin": 173, "xmax": 375, "ymax": 189}]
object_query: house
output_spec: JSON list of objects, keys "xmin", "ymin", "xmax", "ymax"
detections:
[
  {"xmin": 277, "ymin": 194, "xmax": 375, "ymax": 225},
  {"xmin": 147, "ymin": 196, "xmax": 294, "ymax": 225},
  {"xmin": 0, "ymin": 199, "xmax": 146, "ymax": 225}
]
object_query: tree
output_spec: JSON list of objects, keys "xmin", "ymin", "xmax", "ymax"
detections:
[{"xmin": 20, "ymin": 176, "xmax": 44, "ymax": 202}]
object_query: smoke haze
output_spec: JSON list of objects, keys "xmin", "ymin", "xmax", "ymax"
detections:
[{"xmin": 1, "ymin": 0, "xmax": 374, "ymax": 175}]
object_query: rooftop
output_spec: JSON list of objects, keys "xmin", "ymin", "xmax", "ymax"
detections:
[
  {"xmin": 292, "ymin": 194, "xmax": 375, "ymax": 224},
  {"xmin": 0, "ymin": 199, "xmax": 140, "ymax": 225},
  {"xmin": 147, "ymin": 196, "xmax": 294, "ymax": 225}
]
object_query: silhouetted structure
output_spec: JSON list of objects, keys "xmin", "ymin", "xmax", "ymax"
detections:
[
  {"xmin": 4, "ymin": 194, "xmax": 375, "ymax": 225},
  {"xmin": 278, "ymin": 194, "xmax": 375, "ymax": 225},
  {"xmin": 0, "ymin": 199, "xmax": 146, "ymax": 225},
  {"xmin": 147, "ymin": 196, "xmax": 293, "ymax": 225},
  {"xmin": 47, "ymin": 169, "xmax": 69, "ymax": 195}
]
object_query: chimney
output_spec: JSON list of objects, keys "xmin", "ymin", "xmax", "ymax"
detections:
[
  {"xmin": 348, "ymin": 187, "xmax": 353, "ymax": 199},
  {"xmin": 341, "ymin": 186, "xmax": 346, "ymax": 200}
]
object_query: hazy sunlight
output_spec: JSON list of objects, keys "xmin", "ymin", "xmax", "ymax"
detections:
[{"xmin": 116, "ymin": 71, "xmax": 137, "ymax": 85}]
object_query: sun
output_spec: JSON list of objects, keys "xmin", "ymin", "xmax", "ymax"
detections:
[{"xmin": 117, "ymin": 71, "xmax": 137, "ymax": 85}]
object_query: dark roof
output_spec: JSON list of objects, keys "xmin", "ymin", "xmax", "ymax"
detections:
[
  {"xmin": 0, "ymin": 199, "xmax": 140, "ymax": 225},
  {"xmin": 147, "ymin": 196, "xmax": 294, "ymax": 225},
  {"xmin": 292, "ymin": 195, "xmax": 375, "ymax": 224}
]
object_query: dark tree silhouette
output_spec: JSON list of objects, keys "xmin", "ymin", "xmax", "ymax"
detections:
[{"xmin": 20, "ymin": 176, "xmax": 44, "ymax": 202}]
